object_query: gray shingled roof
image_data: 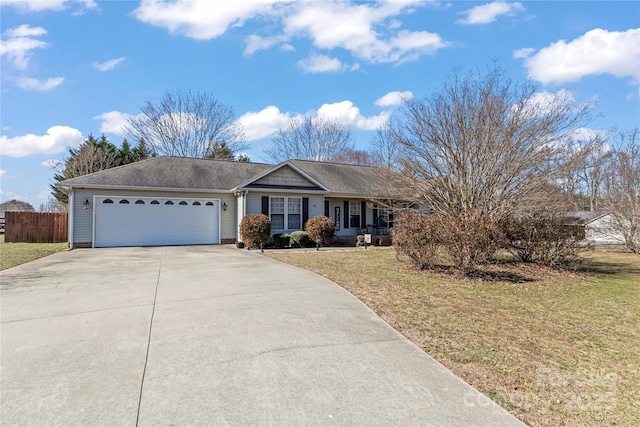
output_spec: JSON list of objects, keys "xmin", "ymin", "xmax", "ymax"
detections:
[
  {"xmin": 564, "ymin": 211, "xmax": 610, "ymax": 225},
  {"xmin": 59, "ymin": 156, "xmax": 392, "ymax": 195},
  {"xmin": 59, "ymin": 156, "xmax": 272, "ymax": 190},
  {"xmin": 289, "ymin": 159, "xmax": 389, "ymax": 195}
]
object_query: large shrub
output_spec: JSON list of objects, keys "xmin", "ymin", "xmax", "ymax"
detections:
[
  {"xmin": 392, "ymin": 209, "xmax": 441, "ymax": 269},
  {"xmin": 305, "ymin": 215, "xmax": 336, "ymax": 247},
  {"xmin": 239, "ymin": 214, "xmax": 271, "ymax": 249},
  {"xmin": 393, "ymin": 209, "xmax": 503, "ymax": 274},
  {"xmin": 502, "ymin": 210, "xmax": 583, "ymax": 266},
  {"xmin": 442, "ymin": 210, "xmax": 504, "ymax": 274}
]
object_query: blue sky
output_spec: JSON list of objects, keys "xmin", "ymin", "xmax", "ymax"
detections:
[{"xmin": 1, "ymin": 0, "xmax": 639, "ymax": 209}]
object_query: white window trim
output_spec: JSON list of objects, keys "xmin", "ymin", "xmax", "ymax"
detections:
[{"xmin": 270, "ymin": 196, "xmax": 302, "ymax": 230}]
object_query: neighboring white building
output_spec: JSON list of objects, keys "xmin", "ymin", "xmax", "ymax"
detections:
[{"xmin": 565, "ymin": 211, "xmax": 625, "ymax": 246}]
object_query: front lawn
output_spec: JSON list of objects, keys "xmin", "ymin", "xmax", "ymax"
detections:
[
  {"xmin": 0, "ymin": 234, "xmax": 68, "ymax": 270},
  {"xmin": 265, "ymin": 247, "xmax": 640, "ymax": 427}
]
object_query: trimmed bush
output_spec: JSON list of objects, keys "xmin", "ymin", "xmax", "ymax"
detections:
[
  {"xmin": 305, "ymin": 215, "xmax": 336, "ymax": 247},
  {"xmin": 289, "ymin": 231, "xmax": 313, "ymax": 248},
  {"xmin": 239, "ymin": 214, "xmax": 271, "ymax": 249},
  {"xmin": 272, "ymin": 233, "xmax": 290, "ymax": 248}
]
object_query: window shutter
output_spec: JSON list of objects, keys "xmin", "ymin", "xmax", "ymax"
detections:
[
  {"xmin": 262, "ymin": 196, "xmax": 269, "ymax": 216},
  {"xmin": 361, "ymin": 201, "xmax": 366, "ymax": 228},
  {"xmin": 373, "ymin": 206, "xmax": 378, "ymax": 226},
  {"xmin": 324, "ymin": 200, "xmax": 330, "ymax": 217},
  {"xmin": 344, "ymin": 201, "xmax": 349, "ymax": 229},
  {"xmin": 302, "ymin": 197, "xmax": 309, "ymax": 227}
]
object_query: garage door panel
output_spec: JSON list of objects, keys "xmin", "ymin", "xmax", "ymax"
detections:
[{"xmin": 94, "ymin": 197, "xmax": 219, "ymax": 247}]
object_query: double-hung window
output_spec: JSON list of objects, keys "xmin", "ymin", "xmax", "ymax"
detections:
[
  {"xmin": 349, "ymin": 201, "xmax": 361, "ymax": 228},
  {"xmin": 287, "ymin": 197, "xmax": 301, "ymax": 229},
  {"xmin": 270, "ymin": 197, "xmax": 285, "ymax": 229},
  {"xmin": 270, "ymin": 196, "xmax": 302, "ymax": 230}
]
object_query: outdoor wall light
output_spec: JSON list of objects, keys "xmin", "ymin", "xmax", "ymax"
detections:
[
  {"xmin": 223, "ymin": 202, "xmax": 228, "ymax": 211},
  {"xmin": 83, "ymin": 198, "xmax": 90, "ymax": 210}
]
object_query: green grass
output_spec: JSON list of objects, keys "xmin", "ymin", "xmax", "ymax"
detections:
[
  {"xmin": 0, "ymin": 234, "xmax": 67, "ymax": 270},
  {"xmin": 266, "ymin": 247, "xmax": 640, "ymax": 427}
]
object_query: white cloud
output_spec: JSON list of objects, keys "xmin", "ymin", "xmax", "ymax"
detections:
[
  {"xmin": 518, "ymin": 28, "xmax": 640, "ymax": 85},
  {"xmin": 0, "ymin": 169, "xmax": 5, "ymax": 177},
  {"xmin": 280, "ymin": 43, "xmax": 295, "ymax": 52},
  {"xmin": 0, "ymin": 126, "xmax": 83, "ymax": 157},
  {"xmin": 94, "ymin": 111, "xmax": 136, "ymax": 136},
  {"xmin": 132, "ymin": 1, "xmax": 448, "ymax": 65},
  {"xmin": 316, "ymin": 100, "xmax": 390, "ymax": 131},
  {"xmin": 41, "ymin": 159, "xmax": 63, "ymax": 169},
  {"xmin": 512, "ymin": 47, "xmax": 534, "ymax": 59},
  {"xmin": 0, "ymin": 0, "xmax": 97, "ymax": 13},
  {"xmin": 238, "ymin": 99, "xmax": 392, "ymax": 141},
  {"xmin": 15, "ymin": 76, "xmax": 64, "ymax": 91},
  {"xmin": 37, "ymin": 188, "xmax": 51, "ymax": 200},
  {"xmin": 567, "ymin": 127, "xmax": 607, "ymax": 143},
  {"xmin": 92, "ymin": 56, "xmax": 125, "ymax": 71},
  {"xmin": 281, "ymin": 1, "xmax": 448, "ymax": 64},
  {"xmin": 244, "ymin": 34, "xmax": 288, "ymax": 55},
  {"xmin": 133, "ymin": 0, "xmax": 285, "ymax": 41},
  {"xmin": 4, "ymin": 24, "xmax": 47, "ymax": 38},
  {"xmin": 0, "ymin": 25, "xmax": 48, "ymax": 70},
  {"xmin": 297, "ymin": 54, "xmax": 344, "ymax": 73},
  {"xmin": 517, "ymin": 89, "xmax": 595, "ymax": 120},
  {"xmin": 457, "ymin": 1, "xmax": 524, "ymax": 25},
  {"xmin": 375, "ymin": 90, "xmax": 414, "ymax": 107},
  {"xmin": 237, "ymin": 106, "xmax": 299, "ymax": 141}
]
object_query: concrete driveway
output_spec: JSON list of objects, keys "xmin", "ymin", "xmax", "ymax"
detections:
[{"xmin": 1, "ymin": 246, "xmax": 523, "ymax": 426}]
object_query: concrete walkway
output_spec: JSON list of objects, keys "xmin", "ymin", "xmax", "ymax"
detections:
[{"xmin": 1, "ymin": 246, "xmax": 524, "ymax": 426}]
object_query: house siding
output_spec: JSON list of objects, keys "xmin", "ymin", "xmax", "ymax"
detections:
[
  {"xmin": 70, "ymin": 188, "xmax": 236, "ymax": 246},
  {"xmin": 253, "ymin": 166, "xmax": 316, "ymax": 188},
  {"xmin": 585, "ymin": 215, "xmax": 625, "ymax": 245}
]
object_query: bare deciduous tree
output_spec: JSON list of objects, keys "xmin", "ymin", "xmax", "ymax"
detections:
[
  {"xmin": 267, "ymin": 116, "xmax": 354, "ymax": 163},
  {"xmin": 601, "ymin": 128, "xmax": 640, "ymax": 253},
  {"xmin": 39, "ymin": 197, "xmax": 67, "ymax": 213},
  {"xmin": 333, "ymin": 149, "xmax": 375, "ymax": 166},
  {"xmin": 125, "ymin": 90, "xmax": 247, "ymax": 159},
  {"xmin": 559, "ymin": 132, "xmax": 611, "ymax": 211},
  {"xmin": 577, "ymin": 137, "xmax": 611, "ymax": 212},
  {"xmin": 370, "ymin": 120, "xmax": 400, "ymax": 170},
  {"xmin": 389, "ymin": 65, "xmax": 593, "ymax": 218}
]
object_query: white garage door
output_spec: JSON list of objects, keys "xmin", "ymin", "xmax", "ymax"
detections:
[{"xmin": 94, "ymin": 196, "xmax": 220, "ymax": 247}]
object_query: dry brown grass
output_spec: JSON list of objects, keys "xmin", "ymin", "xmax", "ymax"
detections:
[{"xmin": 265, "ymin": 247, "xmax": 640, "ymax": 426}]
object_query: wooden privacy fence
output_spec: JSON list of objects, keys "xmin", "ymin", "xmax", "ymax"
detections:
[{"xmin": 4, "ymin": 212, "xmax": 68, "ymax": 243}]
